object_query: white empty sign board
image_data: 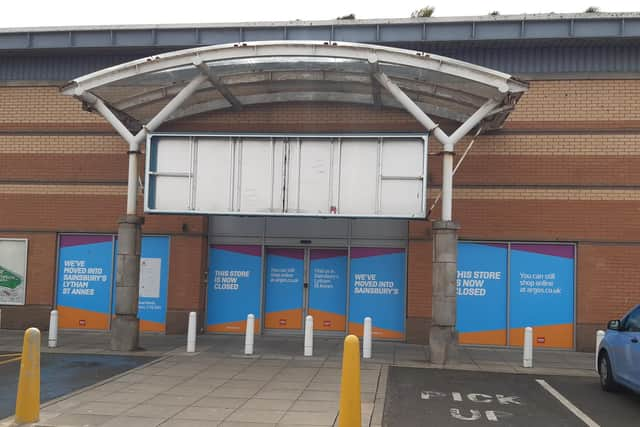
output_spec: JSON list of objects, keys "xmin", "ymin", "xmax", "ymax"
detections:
[{"xmin": 145, "ymin": 133, "xmax": 428, "ymax": 218}]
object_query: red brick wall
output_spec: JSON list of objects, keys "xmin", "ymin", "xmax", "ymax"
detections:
[{"xmin": 1, "ymin": 80, "xmax": 639, "ymax": 350}]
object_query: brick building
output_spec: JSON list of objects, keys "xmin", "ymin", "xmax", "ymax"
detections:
[{"xmin": 1, "ymin": 13, "xmax": 639, "ymax": 352}]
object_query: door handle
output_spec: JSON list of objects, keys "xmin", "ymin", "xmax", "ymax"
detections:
[
  {"xmin": 631, "ymin": 338, "xmax": 639, "ymax": 343},
  {"xmin": 304, "ymin": 282, "xmax": 308, "ymax": 289}
]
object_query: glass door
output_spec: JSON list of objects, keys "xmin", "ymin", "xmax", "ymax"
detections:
[{"xmin": 264, "ymin": 247, "xmax": 348, "ymax": 333}]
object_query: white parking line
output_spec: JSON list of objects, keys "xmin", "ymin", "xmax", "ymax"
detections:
[{"xmin": 536, "ymin": 379, "xmax": 600, "ymax": 427}]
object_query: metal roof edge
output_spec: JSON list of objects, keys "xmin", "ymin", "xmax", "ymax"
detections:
[{"xmin": 1, "ymin": 11, "xmax": 639, "ymax": 34}]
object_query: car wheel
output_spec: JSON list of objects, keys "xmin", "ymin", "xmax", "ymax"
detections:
[{"xmin": 599, "ymin": 351, "xmax": 617, "ymax": 392}]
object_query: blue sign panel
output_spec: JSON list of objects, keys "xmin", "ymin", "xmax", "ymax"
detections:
[
  {"xmin": 348, "ymin": 248, "xmax": 406, "ymax": 340},
  {"xmin": 207, "ymin": 245, "xmax": 262, "ymax": 333},
  {"xmin": 265, "ymin": 248, "xmax": 304, "ymax": 330},
  {"xmin": 456, "ymin": 242, "xmax": 508, "ymax": 345},
  {"xmin": 509, "ymin": 244, "xmax": 575, "ymax": 348},
  {"xmin": 137, "ymin": 236, "xmax": 170, "ymax": 332},
  {"xmin": 57, "ymin": 235, "xmax": 114, "ymax": 330},
  {"xmin": 309, "ymin": 249, "xmax": 347, "ymax": 331}
]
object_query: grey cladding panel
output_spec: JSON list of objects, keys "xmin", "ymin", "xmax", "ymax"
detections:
[
  {"xmin": 334, "ymin": 26, "xmax": 377, "ymax": 42},
  {"xmin": 0, "ymin": 33, "xmax": 28, "ymax": 49},
  {"xmin": 32, "ymin": 32, "xmax": 69, "ymax": 48},
  {"xmin": 265, "ymin": 217, "xmax": 349, "ymax": 238},
  {"xmin": 525, "ymin": 21, "xmax": 569, "ymax": 38},
  {"xmin": 287, "ymin": 27, "xmax": 332, "ymax": 40},
  {"xmin": 114, "ymin": 30, "xmax": 154, "ymax": 46},
  {"xmin": 199, "ymin": 29, "xmax": 241, "ymax": 45},
  {"xmin": 209, "ymin": 216, "xmax": 408, "ymax": 243},
  {"xmin": 625, "ymin": 20, "xmax": 640, "ymax": 36},
  {"xmin": 428, "ymin": 23, "xmax": 473, "ymax": 41},
  {"xmin": 574, "ymin": 20, "xmax": 621, "ymax": 37},
  {"xmin": 244, "ymin": 28, "xmax": 286, "ymax": 41},
  {"xmin": 380, "ymin": 25, "xmax": 422, "ymax": 42},
  {"xmin": 73, "ymin": 31, "xmax": 112, "ymax": 47},
  {"xmin": 209, "ymin": 216, "xmax": 265, "ymax": 237},
  {"xmin": 157, "ymin": 29, "xmax": 198, "ymax": 46},
  {"xmin": 475, "ymin": 22, "xmax": 521, "ymax": 39},
  {"xmin": 351, "ymin": 219, "xmax": 408, "ymax": 240}
]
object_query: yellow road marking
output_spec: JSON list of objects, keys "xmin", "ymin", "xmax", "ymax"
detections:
[{"xmin": 0, "ymin": 356, "xmax": 21, "ymax": 366}]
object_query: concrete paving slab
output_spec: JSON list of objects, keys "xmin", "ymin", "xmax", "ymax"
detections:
[
  {"xmin": 143, "ymin": 393, "xmax": 203, "ymax": 406},
  {"xmin": 224, "ymin": 379, "xmax": 270, "ymax": 388},
  {"xmin": 137, "ymin": 375, "xmax": 186, "ymax": 386},
  {"xmin": 44, "ymin": 413, "xmax": 113, "ymax": 426},
  {"xmin": 163, "ymin": 384, "xmax": 218, "ymax": 396},
  {"xmin": 288, "ymin": 401, "xmax": 339, "ymax": 412},
  {"xmin": 211, "ymin": 388, "xmax": 259, "ymax": 398},
  {"xmin": 277, "ymin": 410, "xmax": 336, "ymax": 425},
  {"xmin": 160, "ymin": 419, "xmax": 221, "ymax": 427},
  {"xmin": 172, "ymin": 406, "xmax": 235, "ymax": 421},
  {"xmin": 239, "ymin": 399, "xmax": 295, "ymax": 411},
  {"xmin": 254, "ymin": 390, "xmax": 303, "ymax": 400},
  {"xmin": 307, "ymin": 382, "xmax": 340, "ymax": 391},
  {"xmin": 101, "ymin": 415, "xmax": 166, "ymax": 427},
  {"xmin": 94, "ymin": 391, "xmax": 157, "ymax": 404},
  {"xmin": 263, "ymin": 381, "xmax": 310, "ymax": 391},
  {"xmin": 124, "ymin": 403, "xmax": 185, "ymax": 419},
  {"xmin": 277, "ymin": 424, "xmax": 331, "ymax": 427},
  {"xmin": 219, "ymin": 423, "xmax": 275, "ymax": 427},
  {"xmin": 298, "ymin": 391, "xmax": 340, "ymax": 401},
  {"xmin": 192, "ymin": 396, "xmax": 248, "ymax": 409},
  {"xmin": 69, "ymin": 401, "xmax": 135, "ymax": 416},
  {"xmin": 124, "ymin": 383, "xmax": 175, "ymax": 394},
  {"xmin": 226, "ymin": 409, "xmax": 286, "ymax": 424},
  {"xmin": 113, "ymin": 372, "xmax": 148, "ymax": 383},
  {"xmin": 216, "ymin": 383, "xmax": 265, "ymax": 392}
]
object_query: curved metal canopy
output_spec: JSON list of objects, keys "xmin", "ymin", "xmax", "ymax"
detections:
[{"xmin": 61, "ymin": 40, "xmax": 527, "ymax": 132}]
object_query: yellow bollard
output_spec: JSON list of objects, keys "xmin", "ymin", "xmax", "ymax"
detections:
[
  {"xmin": 338, "ymin": 334, "xmax": 361, "ymax": 427},
  {"xmin": 15, "ymin": 327, "xmax": 40, "ymax": 424}
]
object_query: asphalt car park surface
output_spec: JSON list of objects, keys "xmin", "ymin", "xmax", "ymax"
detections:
[
  {"xmin": 384, "ymin": 367, "xmax": 640, "ymax": 427},
  {"xmin": 0, "ymin": 352, "xmax": 153, "ymax": 420}
]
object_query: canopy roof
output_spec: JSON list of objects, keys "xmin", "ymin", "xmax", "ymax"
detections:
[{"xmin": 61, "ymin": 41, "xmax": 527, "ymax": 131}]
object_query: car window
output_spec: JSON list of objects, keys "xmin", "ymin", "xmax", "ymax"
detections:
[{"xmin": 624, "ymin": 307, "xmax": 640, "ymax": 332}]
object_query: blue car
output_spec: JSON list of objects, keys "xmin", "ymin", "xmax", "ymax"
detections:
[{"xmin": 598, "ymin": 304, "xmax": 640, "ymax": 393}]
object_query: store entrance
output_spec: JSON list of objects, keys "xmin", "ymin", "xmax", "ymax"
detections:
[{"xmin": 264, "ymin": 247, "xmax": 347, "ymax": 333}]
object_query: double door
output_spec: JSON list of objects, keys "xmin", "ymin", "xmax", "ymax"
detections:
[{"xmin": 264, "ymin": 247, "xmax": 347, "ymax": 332}]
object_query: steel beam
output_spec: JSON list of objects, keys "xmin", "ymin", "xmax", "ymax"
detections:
[{"xmin": 195, "ymin": 60, "xmax": 243, "ymax": 111}]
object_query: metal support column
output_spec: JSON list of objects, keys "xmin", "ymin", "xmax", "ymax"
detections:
[
  {"xmin": 375, "ymin": 71, "xmax": 501, "ymax": 363},
  {"xmin": 79, "ymin": 73, "xmax": 208, "ymax": 351}
]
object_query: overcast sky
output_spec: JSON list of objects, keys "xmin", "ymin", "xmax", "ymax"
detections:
[{"xmin": 1, "ymin": 0, "xmax": 637, "ymax": 28}]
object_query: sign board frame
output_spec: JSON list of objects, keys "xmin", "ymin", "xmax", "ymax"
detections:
[
  {"xmin": 145, "ymin": 133, "xmax": 428, "ymax": 219},
  {"xmin": 0, "ymin": 238, "xmax": 28, "ymax": 306}
]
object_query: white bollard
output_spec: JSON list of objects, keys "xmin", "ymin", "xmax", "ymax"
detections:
[
  {"xmin": 304, "ymin": 315, "xmax": 313, "ymax": 356},
  {"xmin": 523, "ymin": 326, "xmax": 533, "ymax": 368},
  {"xmin": 48, "ymin": 310, "xmax": 58, "ymax": 348},
  {"xmin": 596, "ymin": 330, "xmax": 605, "ymax": 371},
  {"xmin": 244, "ymin": 313, "xmax": 255, "ymax": 355},
  {"xmin": 363, "ymin": 316, "xmax": 372, "ymax": 359},
  {"xmin": 186, "ymin": 311, "xmax": 197, "ymax": 353}
]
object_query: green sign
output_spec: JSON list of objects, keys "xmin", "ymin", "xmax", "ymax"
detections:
[{"xmin": 0, "ymin": 265, "xmax": 22, "ymax": 289}]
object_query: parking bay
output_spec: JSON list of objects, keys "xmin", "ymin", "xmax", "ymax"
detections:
[
  {"xmin": 0, "ymin": 352, "xmax": 153, "ymax": 419},
  {"xmin": 383, "ymin": 367, "xmax": 640, "ymax": 426}
]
